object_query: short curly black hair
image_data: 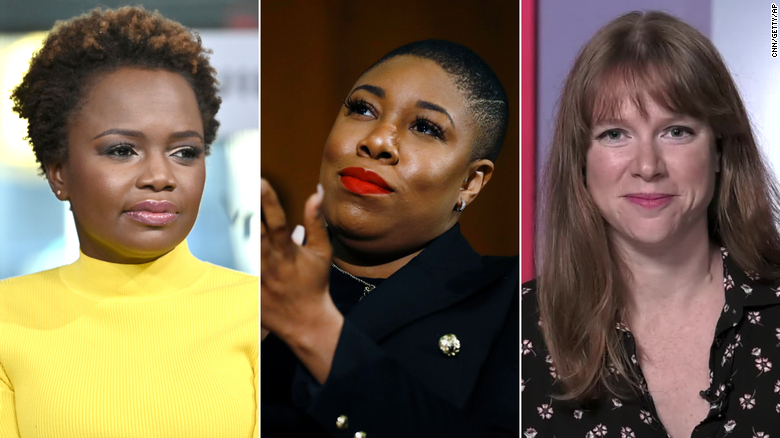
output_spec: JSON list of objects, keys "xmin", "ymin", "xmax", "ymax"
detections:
[
  {"xmin": 11, "ymin": 6, "xmax": 221, "ymax": 176},
  {"xmin": 367, "ymin": 40, "xmax": 509, "ymax": 163}
]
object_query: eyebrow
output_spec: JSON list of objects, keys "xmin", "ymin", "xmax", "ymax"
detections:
[
  {"xmin": 416, "ymin": 100, "xmax": 455, "ymax": 127},
  {"xmin": 92, "ymin": 128, "xmax": 204, "ymax": 142},
  {"xmin": 350, "ymin": 84, "xmax": 385, "ymax": 98},
  {"xmin": 349, "ymin": 85, "xmax": 456, "ymax": 127}
]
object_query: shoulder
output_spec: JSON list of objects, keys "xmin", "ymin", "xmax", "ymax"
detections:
[
  {"xmin": 520, "ymin": 278, "xmax": 554, "ymax": 394},
  {"xmin": 197, "ymin": 262, "xmax": 258, "ymax": 291},
  {"xmin": 0, "ymin": 267, "xmax": 66, "ymax": 324},
  {"xmin": 479, "ymin": 255, "xmax": 519, "ymax": 287},
  {"xmin": 521, "ymin": 278, "xmax": 539, "ymax": 321},
  {"xmin": 520, "ymin": 279, "xmax": 542, "ymax": 347},
  {"xmin": 0, "ymin": 266, "xmax": 64, "ymax": 292}
]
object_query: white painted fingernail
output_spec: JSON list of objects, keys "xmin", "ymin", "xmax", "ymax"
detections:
[{"xmin": 291, "ymin": 225, "xmax": 305, "ymax": 245}]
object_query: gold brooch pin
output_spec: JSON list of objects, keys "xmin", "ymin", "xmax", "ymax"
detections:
[{"xmin": 439, "ymin": 334, "xmax": 460, "ymax": 357}]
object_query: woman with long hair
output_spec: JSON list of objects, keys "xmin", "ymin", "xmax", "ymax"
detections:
[
  {"xmin": 0, "ymin": 7, "xmax": 258, "ymax": 437},
  {"xmin": 261, "ymin": 40, "xmax": 518, "ymax": 437},
  {"xmin": 523, "ymin": 11, "xmax": 780, "ymax": 438}
]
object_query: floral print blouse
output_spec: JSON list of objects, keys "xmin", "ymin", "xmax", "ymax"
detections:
[{"xmin": 522, "ymin": 248, "xmax": 780, "ymax": 437}]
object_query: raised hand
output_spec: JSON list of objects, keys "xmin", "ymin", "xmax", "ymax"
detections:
[{"xmin": 260, "ymin": 179, "xmax": 344, "ymax": 383}]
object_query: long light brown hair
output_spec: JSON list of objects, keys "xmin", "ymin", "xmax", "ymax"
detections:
[{"xmin": 538, "ymin": 11, "xmax": 780, "ymax": 401}]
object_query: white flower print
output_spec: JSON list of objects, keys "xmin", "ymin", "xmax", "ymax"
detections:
[
  {"xmin": 586, "ymin": 433, "xmax": 595, "ymax": 438},
  {"xmin": 549, "ymin": 364, "xmax": 558, "ymax": 379},
  {"xmin": 746, "ymin": 270, "xmax": 760, "ymax": 280},
  {"xmin": 573, "ymin": 409, "xmax": 583, "ymax": 420},
  {"xmin": 776, "ymin": 328, "xmax": 780, "ymax": 346},
  {"xmin": 521, "ymin": 379, "xmax": 525, "ymax": 392},
  {"xmin": 521, "ymin": 286, "xmax": 531, "ymax": 296},
  {"xmin": 756, "ymin": 357, "xmax": 772, "ymax": 375},
  {"xmin": 775, "ymin": 380, "xmax": 780, "ymax": 393},
  {"xmin": 631, "ymin": 354, "xmax": 638, "ymax": 365},
  {"xmin": 752, "ymin": 347, "xmax": 762, "ymax": 356},
  {"xmin": 776, "ymin": 403, "xmax": 780, "ymax": 413},
  {"xmin": 591, "ymin": 424, "xmax": 607, "ymax": 437},
  {"xmin": 545, "ymin": 354, "xmax": 553, "ymax": 363},
  {"xmin": 615, "ymin": 322, "xmax": 630, "ymax": 332},
  {"xmin": 639, "ymin": 409, "xmax": 653, "ymax": 424},
  {"xmin": 721, "ymin": 247, "xmax": 729, "ymax": 257},
  {"xmin": 709, "ymin": 370, "xmax": 714, "ymax": 385},
  {"xmin": 537, "ymin": 403, "xmax": 553, "ymax": 419},
  {"xmin": 735, "ymin": 334, "xmax": 743, "ymax": 346},
  {"xmin": 723, "ymin": 303, "xmax": 730, "ymax": 313},
  {"xmin": 723, "ymin": 344, "xmax": 736, "ymax": 366},
  {"xmin": 611, "ymin": 397, "xmax": 623, "ymax": 409},
  {"xmin": 621, "ymin": 428, "xmax": 636, "ymax": 438},
  {"xmin": 739, "ymin": 392, "xmax": 756, "ymax": 409},
  {"xmin": 522, "ymin": 340, "xmax": 536, "ymax": 356},
  {"xmin": 524, "ymin": 428, "xmax": 538, "ymax": 438},
  {"xmin": 715, "ymin": 384, "xmax": 727, "ymax": 398},
  {"xmin": 724, "ymin": 420, "xmax": 737, "ymax": 434},
  {"xmin": 773, "ymin": 285, "xmax": 780, "ymax": 297},
  {"xmin": 741, "ymin": 284, "xmax": 753, "ymax": 296},
  {"xmin": 607, "ymin": 362, "xmax": 617, "ymax": 374},
  {"xmin": 724, "ymin": 273, "xmax": 734, "ymax": 290},
  {"xmin": 747, "ymin": 311, "xmax": 762, "ymax": 325},
  {"xmin": 752, "ymin": 430, "xmax": 769, "ymax": 438}
]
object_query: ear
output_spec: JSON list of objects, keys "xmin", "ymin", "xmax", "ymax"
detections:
[
  {"xmin": 460, "ymin": 159, "xmax": 495, "ymax": 206},
  {"xmin": 45, "ymin": 160, "xmax": 69, "ymax": 201}
]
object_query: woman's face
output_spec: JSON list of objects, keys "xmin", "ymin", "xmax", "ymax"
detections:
[
  {"xmin": 47, "ymin": 67, "xmax": 206, "ymax": 264},
  {"xmin": 320, "ymin": 55, "xmax": 487, "ymax": 257},
  {"xmin": 586, "ymin": 95, "xmax": 719, "ymax": 248}
]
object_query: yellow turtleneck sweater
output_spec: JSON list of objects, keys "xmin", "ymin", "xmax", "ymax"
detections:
[{"xmin": 0, "ymin": 242, "xmax": 258, "ymax": 438}]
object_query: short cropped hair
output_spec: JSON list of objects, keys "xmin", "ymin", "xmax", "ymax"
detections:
[
  {"xmin": 11, "ymin": 6, "xmax": 221, "ymax": 175},
  {"xmin": 367, "ymin": 39, "xmax": 508, "ymax": 163}
]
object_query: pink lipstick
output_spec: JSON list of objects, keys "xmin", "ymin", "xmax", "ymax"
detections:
[
  {"xmin": 339, "ymin": 167, "xmax": 392, "ymax": 195},
  {"xmin": 625, "ymin": 193, "xmax": 674, "ymax": 209},
  {"xmin": 125, "ymin": 200, "xmax": 178, "ymax": 226}
]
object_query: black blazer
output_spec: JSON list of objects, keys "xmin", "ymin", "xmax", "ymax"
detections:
[{"xmin": 262, "ymin": 224, "xmax": 519, "ymax": 437}]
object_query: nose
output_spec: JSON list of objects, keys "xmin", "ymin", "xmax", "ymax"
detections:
[
  {"xmin": 631, "ymin": 139, "xmax": 667, "ymax": 181},
  {"xmin": 356, "ymin": 122, "xmax": 399, "ymax": 165},
  {"xmin": 136, "ymin": 151, "xmax": 177, "ymax": 191}
]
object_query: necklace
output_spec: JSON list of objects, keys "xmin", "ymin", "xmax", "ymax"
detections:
[{"xmin": 331, "ymin": 262, "xmax": 376, "ymax": 300}]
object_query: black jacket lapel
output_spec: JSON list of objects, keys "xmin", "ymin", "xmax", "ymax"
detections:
[{"xmin": 345, "ymin": 224, "xmax": 501, "ymax": 341}]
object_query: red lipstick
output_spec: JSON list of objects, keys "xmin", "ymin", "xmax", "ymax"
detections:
[
  {"xmin": 625, "ymin": 193, "xmax": 674, "ymax": 209},
  {"xmin": 339, "ymin": 167, "xmax": 392, "ymax": 195},
  {"xmin": 124, "ymin": 200, "xmax": 179, "ymax": 226}
]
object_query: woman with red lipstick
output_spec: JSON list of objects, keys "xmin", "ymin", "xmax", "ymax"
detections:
[
  {"xmin": 523, "ymin": 12, "xmax": 780, "ymax": 438},
  {"xmin": 261, "ymin": 40, "xmax": 518, "ymax": 437},
  {"xmin": 0, "ymin": 7, "xmax": 258, "ymax": 437}
]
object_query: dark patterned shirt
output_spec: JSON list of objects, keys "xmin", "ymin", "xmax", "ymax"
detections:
[{"xmin": 522, "ymin": 248, "xmax": 780, "ymax": 437}]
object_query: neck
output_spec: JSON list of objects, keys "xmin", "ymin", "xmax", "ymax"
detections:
[
  {"xmin": 330, "ymin": 237, "xmax": 424, "ymax": 279},
  {"xmin": 613, "ymin": 221, "xmax": 722, "ymax": 318}
]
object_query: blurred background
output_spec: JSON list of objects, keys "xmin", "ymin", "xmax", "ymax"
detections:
[
  {"xmin": 523, "ymin": 0, "xmax": 780, "ymax": 281},
  {"xmin": 261, "ymin": 0, "xmax": 520, "ymax": 257},
  {"xmin": 0, "ymin": 0, "xmax": 259, "ymax": 279}
]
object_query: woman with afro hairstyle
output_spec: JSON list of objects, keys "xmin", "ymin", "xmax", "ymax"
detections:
[{"xmin": 0, "ymin": 7, "xmax": 258, "ymax": 437}]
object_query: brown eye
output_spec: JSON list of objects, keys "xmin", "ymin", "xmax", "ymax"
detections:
[
  {"xmin": 410, "ymin": 117, "xmax": 446, "ymax": 140},
  {"xmin": 107, "ymin": 144, "xmax": 137, "ymax": 157}
]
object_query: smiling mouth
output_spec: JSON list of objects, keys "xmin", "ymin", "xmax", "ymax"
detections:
[
  {"xmin": 339, "ymin": 167, "xmax": 392, "ymax": 195},
  {"xmin": 625, "ymin": 194, "xmax": 674, "ymax": 208}
]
